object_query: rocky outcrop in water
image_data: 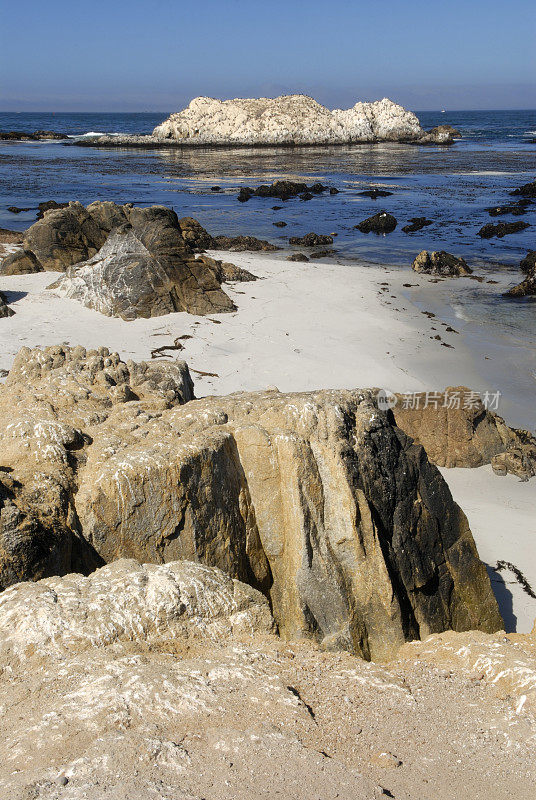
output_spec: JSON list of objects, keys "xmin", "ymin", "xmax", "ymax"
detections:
[
  {"xmin": 477, "ymin": 221, "xmax": 530, "ymax": 238},
  {"xmin": 356, "ymin": 211, "xmax": 397, "ymax": 234},
  {"xmin": 289, "ymin": 232, "xmax": 334, "ymax": 246},
  {"xmin": 392, "ymin": 387, "xmax": 536, "ymax": 479},
  {"xmin": 0, "ymin": 130, "xmax": 68, "ymax": 141},
  {"xmin": 150, "ymin": 95, "xmax": 458, "ymax": 146},
  {"xmin": 511, "ymin": 179, "xmax": 536, "ymax": 199},
  {"xmin": 411, "ymin": 250, "xmax": 472, "ymax": 277},
  {"xmin": 505, "ymin": 253, "xmax": 536, "ymax": 298},
  {"xmin": 402, "ymin": 217, "xmax": 433, "ymax": 233},
  {"xmin": 0, "ymin": 346, "xmax": 501, "ymax": 661},
  {"xmin": 237, "ymin": 180, "xmax": 329, "ymax": 202}
]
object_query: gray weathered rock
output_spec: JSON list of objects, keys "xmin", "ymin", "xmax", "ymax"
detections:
[{"xmin": 51, "ymin": 226, "xmax": 236, "ymax": 319}]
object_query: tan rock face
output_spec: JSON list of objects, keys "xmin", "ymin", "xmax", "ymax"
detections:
[
  {"xmin": 392, "ymin": 387, "xmax": 536, "ymax": 479},
  {"xmin": 0, "ymin": 345, "xmax": 194, "ymax": 590},
  {"xmin": 0, "ymin": 348, "xmax": 501, "ymax": 659}
]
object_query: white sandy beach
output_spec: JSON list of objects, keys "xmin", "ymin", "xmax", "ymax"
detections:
[{"xmin": 1, "ymin": 250, "xmax": 534, "ymax": 631}]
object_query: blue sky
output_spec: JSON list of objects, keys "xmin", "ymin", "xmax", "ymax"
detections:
[{"xmin": 1, "ymin": 0, "xmax": 535, "ymax": 111}]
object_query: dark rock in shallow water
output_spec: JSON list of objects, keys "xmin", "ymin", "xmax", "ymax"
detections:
[
  {"xmin": 212, "ymin": 234, "xmax": 279, "ymax": 252},
  {"xmin": 287, "ymin": 252, "xmax": 309, "ymax": 262},
  {"xmin": 358, "ymin": 189, "xmax": 393, "ymax": 199},
  {"xmin": 402, "ymin": 217, "xmax": 434, "ymax": 233},
  {"xmin": 329, "ymin": 187, "xmax": 339, "ymax": 195},
  {"xmin": 487, "ymin": 201, "xmax": 529, "ymax": 217},
  {"xmin": 237, "ymin": 180, "xmax": 331, "ymax": 202},
  {"xmin": 309, "ymin": 249, "xmax": 338, "ymax": 259},
  {"xmin": 420, "ymin": 124, "xmax": 461, "ymax": 144},
  {"xmin": 288, "ymin": 232, "xmax": 334, "ymax": 246},
  {"xmin": 299, "ymin": 192, "xmax": 314, "ymax": 201},
  {"xmin": 511, "ymin": 180, "xmax": 536, "ymax": 198},
  {"xmin": 520, "ymin": 250, "xmax": 536, "ymax": 274},
  {"xmin": 273, "ymin": 221, "xmax": 287, "ymax": 227},
  {"xmin": 0, "ymin": 130, "xmax": 68, "ymax": 141},
  {"xmin": 7, "ymin": 206, "xmax": 30, "ymax": 214},
  {"xmin": 356, "ymin": 211, "xmax": 397, "ymax": 234},
  {"xmin": 477, "ymin": 221, "xmax": 530, "ymax": 239},
  {"xmin": 412, "ymin": 250, "xmax": 472, "ymax": 277},
  {"xmin": 238, "ymin": 187, "xmax": 254, "ymax": 202},
  {"xmin": 505, "ymin": 252, "xmax": 536, "ymax": 297},
  {"xmin": 210, "ymin": 186, "xmax": 222, "ymax": 192}
]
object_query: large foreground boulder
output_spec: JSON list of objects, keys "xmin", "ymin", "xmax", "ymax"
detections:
[
  {"xmin": 392, "ymin": 387, "xmax": 536, "ymax": 479},
  {"xmin": 0, "ymin": 562, "xmax": 531, "ymax": 800},
  {"xmin": 0, "ymin": 346, "xmax": 501, "ymax": 660},
  {"xmin": 412, "ymin": 250, "xmax": 472, "ymax": 276},
  {"xmin": 151, "ymin": 94, "xmax": 454, "ymax": 146}
]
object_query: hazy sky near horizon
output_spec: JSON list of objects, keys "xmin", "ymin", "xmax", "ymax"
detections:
[{"xmin": 2, "ymin": 0, "xmax": 535, "ymax": 112}]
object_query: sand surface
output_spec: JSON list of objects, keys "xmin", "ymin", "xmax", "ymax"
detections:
[{"xmin": 1, "ymin": 250, "xmax": 534, "ymax": 631}]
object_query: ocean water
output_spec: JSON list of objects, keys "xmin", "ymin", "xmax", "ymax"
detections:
[{"xmin": 0, "ymin": 109, "xmax": 535, "ymax": 426}]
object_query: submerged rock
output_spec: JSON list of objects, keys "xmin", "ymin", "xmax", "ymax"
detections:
[
  {"xmin": 511, "ymin": 179, "xmax": 536, "ymax": 198},
  {"xmin": 36, "ymin": 200, "xmax": 69, "ymax": 219},
  {"xmin": 419, "ymin": 124, "xmax": 461, "ymax": 144},
  {"xmin": 151, "ymin": 94, "xmax": 452, "ymax": 146},
  {"xmin": 402, "ymin": 217, "xmax": 434, "ymax": 233},
  {"xmin": 477, "ymin": 221, "xmax": 530, "ymax": 238},
  {"xmin": 487, "ymin": 201, "xmax": 529, "ymax": 216},
  {"xmin": 0, "ymin": 347, "xmax": 502, "ymax": 659},
  {"xmin": 412, "ymin": 250, "xmax": 472, "ymax": 277},
  {"xmin": 356, "ymin": 211, "xmax": 397, "ymax": 234},
  {"xmin": 0, "ymin": 130, "xmax": 68, "ymax": 141},
  {"xmin": 358, "ymin": 188, "xmax": 393, "ymax": 199}
]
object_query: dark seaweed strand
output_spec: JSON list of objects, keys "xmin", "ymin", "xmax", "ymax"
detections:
[{"xmin": 493, "ymin": 560, "xmax": 536, "ymax": 599}]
